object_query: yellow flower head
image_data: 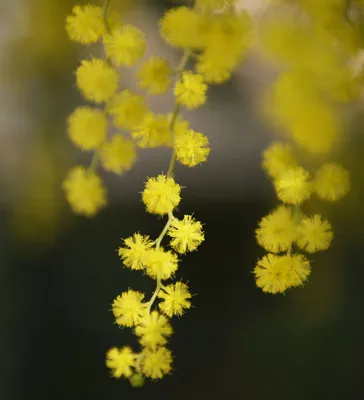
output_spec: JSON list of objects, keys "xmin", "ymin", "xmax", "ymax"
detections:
[
  {"xmin": 67, "ymin": 106, "xmax": 107, "ymax": 151},
  {"xmin": 159, "ymin": 7, "xmax": 206, "ymax": 49},
  {"xmin": 297, "ymin": 214, "xmax": 333, "ymax": 253},
  {"xmin": 167, "ymin": 215, "xmax": 204, "ymax": 254},
  {"xmin": 174, "ymin": 130, "xmax": 210, "ymax": 167},
  {"xmin": 107, "ymin": 90, "xmax": 148, "ymax": 131},
  {"xmin": 138, "ymin": 56, "xmax": 172, "ymax": 95},
  {"xmin": 196, "ymin": 52, "xmax": 232, "ymax": 85},
  {"xmin": 142, "ymin": 175, "xmax": 181, "ymax": 215},
  {"xmin": 284, "ymin": 253, "xmax": 311, "ymax": 288},
  {"xmin": 112, "ymin": 290, "xmax": 147, "ymax": 327},
  {"xmin": 144, "ymin": 248, "xmax": 178, "ymax": 280},
  {"xmin": 256, "ymin": 206, "xmax": 298, "ymax": 253},
  {"xmin": 135, "ymin": 311, "xmax": 173, "ymax": 350},
  {"xmin": 262, "ymin": 141, "xmax": 297, "ymax": 179},
  {"xmin": 132, "ymin": 113, "xmax": 170, "ymax": 148},
  {"xmin": 62, "ymin": 166, "xmax": 106, "ymax": 217},
  {"xmin": 99, "ymin": 134, "xmax": 137, "ymax": 175},
  {"xmin": 158, "ymin": 282, "xmax": 192, "ymax": 317},
  {"xmin": 314, "ymin": 162, "xmax": 350, "ymax": 202},
  {"xmin": 118, "ymin": 233, "xmax": 154, "ymax": 271},
  {"xmin": 66, "ymin": 5, "xmax": 120, "ymax": 45},
  {"xmin": 174, "ymin": 71, "xmax": 207, "ymax": 109},
  {"xmin": 275, "ymin": 167, "xmax": 312, "ymax": 205},
  {"xmin": 76, "ymin": 58, "xmax": 119, "ymax": 103},
  {"xmin": 104, "ymin": 25, "xmax": 146, "ymax": 67},
  {"xmin": 141, "ymin": 347, "xmax": 172, "ymax": 380},
  {"xmin": 254, "ymin": 253, "xmax": 310, "ymax": 294},
  {"xmin": 106, "ymin": 347, "xmax": 136, "ymax": 378}
]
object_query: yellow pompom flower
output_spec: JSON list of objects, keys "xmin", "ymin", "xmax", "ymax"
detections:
[
  {"xmin": 99, "ymin": 134, "xmax": 136, "ymax": 175},
  {"xmin": 297, "ymin": 214, "xmax": 333, "ymax": 253},
  {"xmin": 196, "ymin": 52, "xmax": 232, "ymax": 85},
  {"xmin": 107, "ymin": 90, "xmax": 148, "ymax": 131},
  {"xmin": 262, "ymin": 142, "xmax": 297, "ymax": 179},
  {"xmin": 141, "ymin": 347, "xmax": 172, "ymax": 380},
  {"xmin": 275, "ymin": 167, "xmax": 312, "ymax": 205},
  {"xmin": 65, "ymin": 5, "xmax": 120, "ymax": 45},
  {"xmin": 167, "ymin": 215, "xmax": 204, "ymax": 254},
  {"xmin": 142, "ymin": 175, "xmax": 181, "ymax": 215},
  {"xmin": 314, "ymin": 162, "xmax": 350, "ymax": 202},
  {"xmin": 256, "ymin": 206, "xmax": 298, "ymax": 253},
  {"xmin": 158, "ymin": 282, "xmax": 192, "ymax": 317},
  {"xmin": 76, "ymin": 58, "xmax": 119, "ymax": 103},
  {"xmin": 144, "ymin": 248, "xmax": 178, "ymax": 280},
  {"xmin": 174, "ymin": 71, "xmax": 207, "ymax": 109},
  {"xmin": 62, "ymin": 166, "xmax": 106, "ymax": 217},
  {"xmin": 137, "ymin": 57, "xmax": 172, "ymax": 95},
  {"xmin": 174, "ymin": 130, "xmax": 210, "ymax": 167},
  {"xmin": 104, "ymin": 25, "xmax": 146, "ymax": 67},
  {"xmin": 135, "ymin": 311, "xmax": 172, "ymax": 350},
  {"xmin": 254, "ymin": 253, "xmax": 311, "ymax": 294},
  {"xmin": 67, "ymin": 106, "xmax": 107, "ymax": 151},
  {"xmin": 132, "ymin": 113, "xmax": 170, "ymax": 148},
  {"xmin": 118, "ymin": 233, "xmax": 154, "ymax": 271},
  {"xmin": 159, "ymin": 7, "xmax": 206, "ymax": 49},
  {"xmin": 284, "ymin": 253, "xmax": 311, "ymax": 288},
  {"xmin": 254, "ymin": 254, "xmax": 291, "ymax": 294},
  {"xmin": 106, "ymin": 347, "xmax": 136, "ymax": 378},
  {"xmin": 112, "ymin": 290, "xmax": 147, "ymax": 327}
]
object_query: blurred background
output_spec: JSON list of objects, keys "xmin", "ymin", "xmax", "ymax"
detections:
[{"xmin": 0, "ymin": 0, "xmax": 363, "ymax": 399}]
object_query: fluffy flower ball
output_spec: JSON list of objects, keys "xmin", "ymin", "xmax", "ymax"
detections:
[
  {"xmin": 106, "ymin": 347, "xmax": 136, "ymax": 378},
  {"xmin": 76, "ymin": 58, "xmax": 119, "ymax": 103},
  {"xmin": 314, "ymin": 163, "xmax": 350, "ymax": 202},
  {"xmin": 275, "ymin": 167, "xmax": 312, "ymax": 205},
  {"xmin": 138, "ymin": 57, "xmax": 172, "ymax": 94},
  {"xmin": 67, "ymin": 106, "xmax": 107, "ymax": 151},
  {"xmin": 174, "ymin": 130, "xmax": 210, "ymax": 167},
  {"xmin": 174, "ymin": 71, "xmax": 207, "ymax": 109},
  {"xmin": 167, "ymin": 215, "xmax": 204, "ymax": 253},
  {"xmin": 62, "ymin": 166, "xmax": 106, "ymax": 217},
  {"xmin": 142, "ymin": 175, "xmax": 181, "ymax": 215}
]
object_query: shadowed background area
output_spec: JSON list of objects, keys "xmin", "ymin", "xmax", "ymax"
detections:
[{"xmin": 0, "ymin": 0, "xmax": 363, "ymax": 399}]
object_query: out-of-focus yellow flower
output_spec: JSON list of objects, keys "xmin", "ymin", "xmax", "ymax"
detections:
[
  {"xmin": 107, "ymin": 90, "xmax": 148, "ymax": 131},
  {"xmin": 314, "ymin": 162, "xmax": 350, "ymax": 202},
  {"xmin": 135, "ymin": 311, "xmax": 172, "ymax": 350},
  {"xmin": 99, "ymin": 134, "xmax": 137, "ymax": 175},
  {"xmin": 275, "ymin": 167, "xmax": 312, "ymax": 205},
  {"xmin": 132, "ymin": 113, "xmax": 170, "ymax": 148},
  {"xmin": 137, "ymin": 57, "xmax": 172, "ymax": 95},
  {"xmin": 76, "ymin": 58, "xmax": 119, "ymax": 103},
  {"xmin": 106, "ymin": 347, "xmax": 136, "ymax": 378},
  {"xmin": 62, "ymin": 166, "xmax": 107, "ymax": 217},
  {"xmin": 297, "ymin": 214, "xmax": 333, "ymax": 253},
  {"xmin": 174, "ymin": 71, "xmax": 207, "ymax": 109},
  {"xmin": 262, "ymin": 142, "xmax": 297, "ymax": 179},
  {"xmin": 256, "ymin": 206, "xmax": 298, "ymax": 253},
  {"xmin": 104, "ymin": 25, "xmax": 146, "ymax": 67},
  {"xmin": 141, "ymin": 347, "xmax": 172, "ymax": 380},
  {"xmin": 67, "ymin": 106, "xmax": 108, "ymax": 151}
]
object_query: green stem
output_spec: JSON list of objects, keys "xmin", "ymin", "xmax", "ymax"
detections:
[
  {"xmin": 88, "ymin": 151, "xmax": 99, "ymax": 173},
  {"xmin": 103, "ymin": 0, "xmax": 112, "ymax": 33},
  {"xmin": 147, "ymin": 278, "xmax": 162, "ymax": 313}
]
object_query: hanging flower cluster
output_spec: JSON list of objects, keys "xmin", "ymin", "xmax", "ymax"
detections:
[
  {"xmin": 63, "ymin": 0, "xmax": 253, "ymax": 386},
  {"xmin": 254, "ymin": 0, "xmax": 354, "ymax": 294}
]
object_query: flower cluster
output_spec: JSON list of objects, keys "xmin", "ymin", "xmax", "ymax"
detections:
[
  {"xmin": 62, "ymin": 0, "xmax": 256, "ymax": 386},
  {"xmin": 253, "ymin": 0, "xmax": 354, "ymax": 294}
]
